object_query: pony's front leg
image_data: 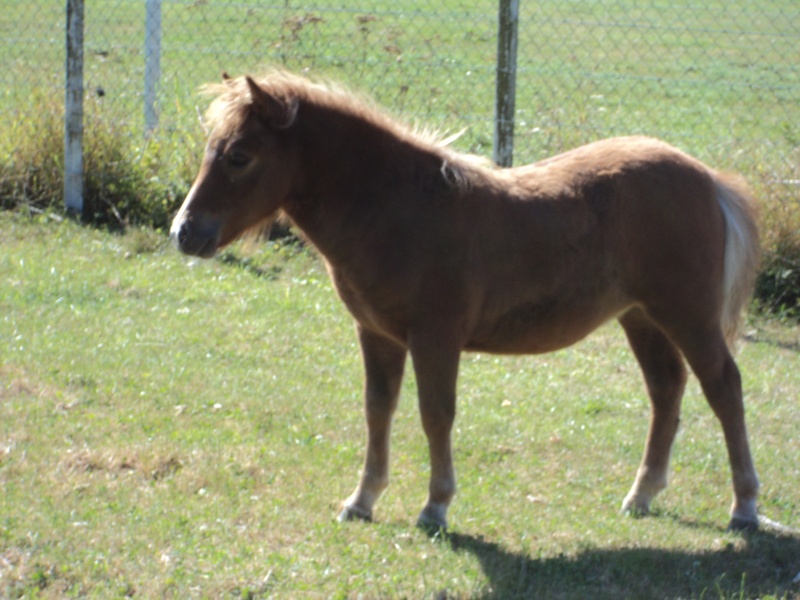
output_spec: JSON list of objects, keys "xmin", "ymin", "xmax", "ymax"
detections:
[
  {"xmin": 338, "ymin": 327, "xmax": 406, "ymax": 523},
  {"xmin": 408, "ymin": 329, "xmax": 461, "ymax": 530}
]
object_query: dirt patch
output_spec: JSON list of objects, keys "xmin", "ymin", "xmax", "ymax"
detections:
[{"xmin": 59, "ymin": 448, "xmax": 183, "ymax": 482}]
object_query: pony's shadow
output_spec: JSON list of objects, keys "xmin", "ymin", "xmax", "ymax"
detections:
[{"xmin": 438, "ymin": 518, "xmax": 800, "ymax": 599}]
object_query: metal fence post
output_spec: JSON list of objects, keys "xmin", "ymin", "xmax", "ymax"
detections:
[
  {"xmin": 493, "ymin": 0, "xmax": 519, "ymax": 167},
  {"xmin": 64, "ymin": 0, "xmax": 84, "ymax": 215},
  {"xmin": 144, "ymin": 0, "xmax": 162, "ymax": 133}
]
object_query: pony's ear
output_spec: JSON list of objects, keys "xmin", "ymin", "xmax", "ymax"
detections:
[
  {"xmin": 245, "ymin": 76, "xmax": 298, "ymax": 129},
  {"xmin": 221, "ymin": 72, "xmax": 233, "ymax": 85}
]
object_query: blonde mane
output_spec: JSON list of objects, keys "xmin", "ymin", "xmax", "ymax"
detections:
[{"xmin": 200, "ymin": 69, "xmax": 492, "ymax": 191}]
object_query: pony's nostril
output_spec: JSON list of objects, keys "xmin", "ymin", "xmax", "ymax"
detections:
[{"xmin": 178, "ymin": 223, "xmax": 189, "ymax": 245}]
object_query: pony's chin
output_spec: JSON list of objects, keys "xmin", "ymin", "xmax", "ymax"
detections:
[
  {"xmin": 194, "ymin": 239, "xmax": 220, "ymax": 259},
  {"xmin": 171, "ymin": 229, "xmax": 220, "ymax": 259},
  {"xmin": 170, "ymin": 217, "xmax": 222, "ymax": 258}
]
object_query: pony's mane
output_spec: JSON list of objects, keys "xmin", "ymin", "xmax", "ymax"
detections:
[{"xmin": 200, "ymin": 69, "xmax": 493, "ymax": 190}]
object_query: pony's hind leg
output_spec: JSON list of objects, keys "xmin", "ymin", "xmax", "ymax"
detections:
[
  {"xmin": 338, "ymin": 327, "xmax": 407, "ymax": 523},
  {"xmin": 619, "ymin": 309, "xmax": 688, "ymax": 517},
  {"xmin": 674, "ymin": 327, "xmax": 760, "ymax": 530}
]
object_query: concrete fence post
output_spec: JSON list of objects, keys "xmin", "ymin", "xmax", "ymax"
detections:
[
  {"xmin": 64, "ymin": 0, "xmax": 84, "ymax": 215},
  {"xmin": 144, "ymin": 0, "xmax": 162, "ymax": 133},
  {"xmin": 493, "ymin": 0, "xmax": 520, "ymax": 167}
]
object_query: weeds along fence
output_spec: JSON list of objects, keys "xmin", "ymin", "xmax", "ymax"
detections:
[{"xmin": 2, "ymin": 1, "xmax": 798, "ymax": 227}]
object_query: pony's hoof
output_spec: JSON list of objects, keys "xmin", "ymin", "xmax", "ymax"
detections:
[
  {"xmin": 620, "ymin": 496, "xmax": 651, "ymax": 518},
  {"xmin": 416, "ymin": 519, "xmax": 447, "ymax": 538},
  {"xmin": 727, "ymin": 516, "xmax": 759, "ymax": 533},
  {"xmin": 337, "ymin": 505, "xmax": 372, "ymax": 523},
  {"xmin": 416, "ymin": 504, "xmax": 448, "ymax": 534}
]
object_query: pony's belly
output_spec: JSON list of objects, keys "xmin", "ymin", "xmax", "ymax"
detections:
[
  {"xmin": 465, "ymin": 324, "xmax": 593, "ymax": 354},
  {"xmin": 465, "ymin": 298, "xmax": 628, "ymax": 355}
]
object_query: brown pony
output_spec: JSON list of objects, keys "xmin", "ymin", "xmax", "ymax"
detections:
[{"xmin": 170, "ymin": 70, "xmax": 761, "ymax": 531}]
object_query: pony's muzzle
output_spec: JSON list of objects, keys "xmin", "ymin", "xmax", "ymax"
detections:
[{"xmin": 170, "ymin": 217, "xmax": 221, "ymax": 259}]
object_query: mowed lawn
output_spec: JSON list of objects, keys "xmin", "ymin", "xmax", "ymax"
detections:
[{"xmin": 1, "ymin": 212, "xmax": 799, "ymax": 598}]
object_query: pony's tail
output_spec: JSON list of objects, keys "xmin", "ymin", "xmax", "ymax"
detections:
[{"xmin": 714, "ymin": 172, "xmax": 760, "ymax": 348}]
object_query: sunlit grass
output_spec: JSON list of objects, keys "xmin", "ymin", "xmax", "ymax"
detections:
[{"xmin": 1, "ymin": 213, "xmax": 798, "ymax": 597}]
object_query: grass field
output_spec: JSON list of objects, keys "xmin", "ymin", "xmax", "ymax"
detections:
[
  {"xmin": 1, "ymin": 212, "xmax": 799, "ymax": 598},
  {"xmin": 1, "ymin": 2, "xmax": 799, "ymax": 596}
]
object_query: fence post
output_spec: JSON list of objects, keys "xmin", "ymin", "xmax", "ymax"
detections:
[
  {"xmin": 64, "ymin": 0, "xmax": 84, "ymax": 215},
  {"xmin": 144, "ymin": 0, "xmax": 162, "ymax": 133},
  {"xmin": 493, "ymin": 0, "xmax": 519, "ymax": 167}
]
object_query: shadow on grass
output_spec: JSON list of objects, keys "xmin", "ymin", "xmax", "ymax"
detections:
[
  {"xmin": 442, "ymin": 522, "xmax": 800, "ymax": 599},
  {"xmin": 216, "ymin": 251, "xmax": 284, "ymax": 280},
  {"xmin": 743, "ymin": 331, "xmax": 800, "ymax": 353}
]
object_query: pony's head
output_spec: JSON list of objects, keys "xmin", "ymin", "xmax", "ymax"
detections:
[{"xmin": 170, "ymin": 74, "xmax": 299, "ymax": 257}]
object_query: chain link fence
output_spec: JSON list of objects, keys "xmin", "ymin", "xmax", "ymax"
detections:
[{"xmin": 2, "ymin": 1, "xmax": 798, "ymax": 212}]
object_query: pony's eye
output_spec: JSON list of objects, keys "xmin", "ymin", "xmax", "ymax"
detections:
[{"xmin": 227, "ymin": 150, "xmax": 251, "ymax": 169}]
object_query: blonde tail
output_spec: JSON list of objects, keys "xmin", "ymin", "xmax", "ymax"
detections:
[{"xmin": 714, "ymin": 173, "xmax": 760, "ymax": 347}]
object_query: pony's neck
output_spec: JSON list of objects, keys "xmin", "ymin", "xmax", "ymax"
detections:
[{"xmin": 282, "ymin": 102, "xmax": 450, "ymax": 262}]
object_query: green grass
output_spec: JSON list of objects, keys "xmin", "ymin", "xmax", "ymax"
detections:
[
  {"xmin": 2, "ymin": 212, "xmax": 799, "ymax": 598},
  {"xmin": 1, "ymin": 2, "xmax": 799, "ymax": 592}
]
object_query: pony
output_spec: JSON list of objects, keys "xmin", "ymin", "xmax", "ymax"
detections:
[{"xmin": 170, "ymin": 70, "xmax": 761, "ymax": 531}]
